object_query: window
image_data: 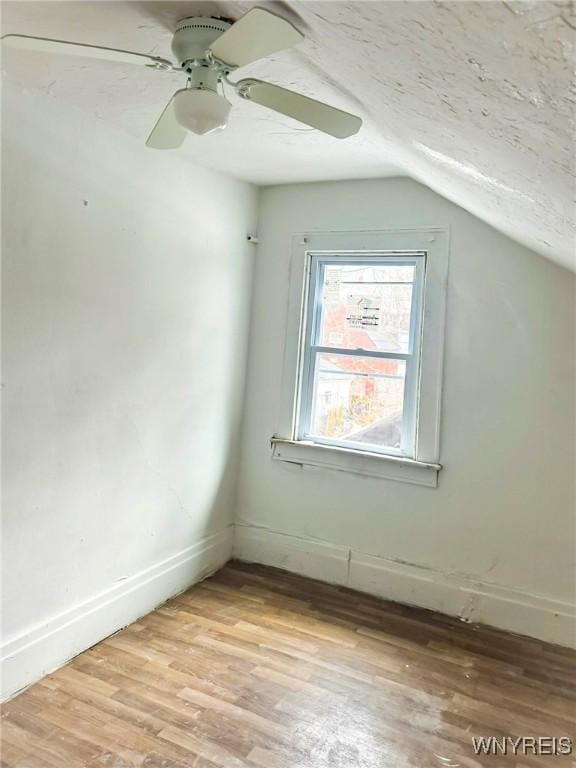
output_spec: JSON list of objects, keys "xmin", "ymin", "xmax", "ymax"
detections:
[
  {"xmin": 272, "ymin": 228, "xmax": 448, "ymax": 487},
  {"xmin": 297, "ymin": 255, "xmax": 425, "ymax": 458}
]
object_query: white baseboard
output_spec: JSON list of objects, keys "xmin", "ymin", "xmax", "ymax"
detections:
[
  {"xmin": 233, "ymin": 524, "xmax": 576, "ymax": 648},
  {"xmin": 1, "ymin": 527, "xmax": 233, "ymax": 702},
  {"xmin": 4, "ymin": 522, "xmax": 573, "ymax": 703}
]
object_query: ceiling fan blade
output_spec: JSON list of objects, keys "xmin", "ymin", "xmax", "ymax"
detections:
[
  {"xmin": 146, "ymin": 97, "xmax": 187, "ymax": 149},
  {"xmin": 1, "ymin": 34, "xmax": 173, "ymax": 69},
  {"xmin": 209, "ymin": 8, "xmax": 303, "ymax": 68},
  {"xmin": 238, "ymin": 80, "xmax": 362, "ymax": 139}
]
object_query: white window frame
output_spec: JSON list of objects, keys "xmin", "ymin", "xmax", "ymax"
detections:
[
  {"xmin": 296, "ymin": 253, "xmax": 425, "ymax": 458},
  {"xmin": 271, "ymin": 228, "xmax": 449, "ymax": 488}
]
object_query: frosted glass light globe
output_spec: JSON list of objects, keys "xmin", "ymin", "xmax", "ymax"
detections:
[{"xmin": 173, "ymin": 89, "xmax": 231, "ymax": 135}]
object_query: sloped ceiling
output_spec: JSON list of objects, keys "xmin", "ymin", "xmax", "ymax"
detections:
[{"xmin": 2, "ymin": 1, "xmax": 574, "ymax": 269}]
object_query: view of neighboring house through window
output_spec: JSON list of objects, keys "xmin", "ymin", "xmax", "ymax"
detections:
[{"xmin": 296, "ymin": 254, "xmax": 425, "ymax": 457}]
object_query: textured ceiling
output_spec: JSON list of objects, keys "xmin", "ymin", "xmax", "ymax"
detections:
[{"xmin": 2, "ymin": 1, "xmax": 574, "ymax": 269}]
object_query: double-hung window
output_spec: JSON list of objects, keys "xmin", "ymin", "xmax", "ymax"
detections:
[
  {"xmin": 271, "ymin": 228, "xmax": 448, "ymax": 487},
  {"xmin": 297, "ymin": 254, "xmax": 425, "ymax": 458}
]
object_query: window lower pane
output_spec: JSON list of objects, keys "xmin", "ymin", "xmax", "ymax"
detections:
[{"xmin": 308, "ymin": 353, "xmax": 407, "ymax": 452}]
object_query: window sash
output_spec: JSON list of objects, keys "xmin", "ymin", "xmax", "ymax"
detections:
[{"xmin": 296, "ymin": 253, "xmax": 425, "ymax": 458}]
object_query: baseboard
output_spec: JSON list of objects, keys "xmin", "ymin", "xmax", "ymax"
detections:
[
  {"xmin": 4, "ymin": 522, "xmax": 573, "ymax": 703},
  {"xmin": 233, "ymin": 524, "xmax": 576, "ymax": 648},
  {"xmin": 1, "ymin": 527, "xmax": 233, "ymax": 702}
]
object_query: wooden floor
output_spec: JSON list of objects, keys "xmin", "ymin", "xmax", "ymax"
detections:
[{"xmin": 2, "ymin": 562, "xmax": 575, "ymax": 768}]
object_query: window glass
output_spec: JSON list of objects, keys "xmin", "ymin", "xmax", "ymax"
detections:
[
  {"xmin": 298, "ymin": 255, "xmax": 424, "ymax": 457},
  {"xmin": 309, "ymin": 354, "xmax": 406, "ymax": 450},
  {"xmin": 318, "ymin": 264, "xmax": 416, "ymax": 353}
]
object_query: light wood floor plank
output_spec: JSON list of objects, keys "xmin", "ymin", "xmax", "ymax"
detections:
[{"xmin": 2, "ymin": 562, "xmax": 574, "ymax": 767}]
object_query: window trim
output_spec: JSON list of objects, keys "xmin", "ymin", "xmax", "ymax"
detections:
[
  {"xmin": 273, "ymin": 227, "xmax": 449, "ymax": 488},
  {"xmin": 296, "ymin": 253, "xmax": 426, "ymax": 458},
  {"xmin": 271, "ymin": 438, "xmax": 442, "ymax": 487}
]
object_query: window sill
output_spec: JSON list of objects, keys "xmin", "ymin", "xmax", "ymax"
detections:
[{"xmin": 271, "ymin": 438, "xmax": 441, "ymax": 488}]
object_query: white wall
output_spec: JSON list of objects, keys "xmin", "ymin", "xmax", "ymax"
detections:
[
  {"xmin": 234, "ymin": 178, "xmax": 576, "ymax": 647},
  {"xmin": 2, "ymin": 86, "xmax": 574, "ymax": 706},
  {"xmin": 1, "ymin": 82, "xmax": 258, "ymax": 699}
]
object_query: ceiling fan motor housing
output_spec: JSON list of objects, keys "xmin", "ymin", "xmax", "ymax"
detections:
[{"xmin": 171, "ymin": 17, "xmax": 232, "ymax": 67}]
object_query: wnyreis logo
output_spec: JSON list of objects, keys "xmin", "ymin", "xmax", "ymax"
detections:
[{"xmin": 472, "ymin": 736, "xmax": 573, "ymax": 756}]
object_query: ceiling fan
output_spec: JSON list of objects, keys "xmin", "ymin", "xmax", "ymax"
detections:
[{"xmin": 2, "ymin": 8, "xmax": 363, "ymax": 149}]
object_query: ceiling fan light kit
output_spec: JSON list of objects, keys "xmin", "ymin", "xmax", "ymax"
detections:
[
  {"xmin": 2, "ymin": 9, "xmax": 363, "ymax": 149},
  {"xmin": 173, "ymin": 89, "xmax": 231, "ymax": 135}
]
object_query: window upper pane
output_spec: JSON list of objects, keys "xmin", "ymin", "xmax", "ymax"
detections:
[
  {"xmin": 317, "ymin": 263, "xmax": 416, "ymax": 354},
  {"xmin": 308, "ymin": 352, "xmax": 407, "ymax": 452}
]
